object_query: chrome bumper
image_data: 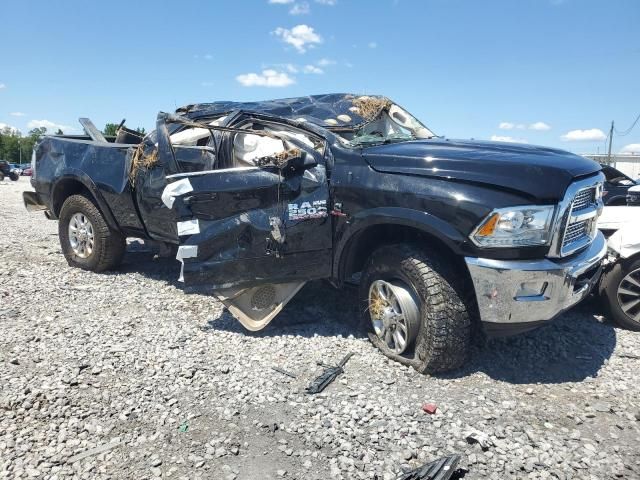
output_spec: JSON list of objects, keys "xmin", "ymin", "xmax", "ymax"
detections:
[{"xmin": 465, "ymin": 231, "xmax": 607, "ymax": 331}]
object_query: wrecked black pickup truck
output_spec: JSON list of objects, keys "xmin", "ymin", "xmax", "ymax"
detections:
[{"xmin": 24, "ymin": 94, "xmax": 608, "ymax": 373}]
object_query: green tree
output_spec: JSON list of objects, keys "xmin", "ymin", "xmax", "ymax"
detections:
[{"xmin": 103, "ymin": 123, "xmax": 119, "ymax": 136}]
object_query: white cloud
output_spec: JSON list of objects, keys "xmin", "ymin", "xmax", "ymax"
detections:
[
  {"xmin": 273, "ymin": 24, "xmax": 322, "ymax": 53},
  {"xmin": 529, "ymin": 121, "xmax": 551, "ymax": 131},
  {"xmin": 269, "ymin": 0, "xmax": 294, "ymax": 3},
  {"xmin": 315, "ymin": 0, "xmax": 336, "ymax": 4},
  {"xmin": 0, "ymin": 122, "xmax": 19, "ymax": 134},
  {"xmin": 561, "ymin": 128, "xmax": 606, "ymax": 142},
  {"xmin": 9, "ymin": 112, "xmax": 25, "ymax": 117},
  {"xmin": 236, "ymin": 69, "xmax": 295, "ymax": 87},
  {"xmin": 490, "ymin": 135, "xmax": 529, "ymax": 144},
  {"xmin": 0, "ymin": 83, "xmax": 6, "ymax": 89},
  {"xmin": 290, "ymin": 2, "xmax": 310, "ymax": 14},
  {"xmin": 303, "ymin": 64, "xmax": 323, "ymax": 74},
  {"xmin": 368, "ymin": 41, "xmax": 378, "ymax": 49},
  {"xmin": 501, "ymin": 121, "xmax": 552, "ymax": 131},
  {"xmin": 620, "ymin": 144, "xmax": 640, "ymax": 155},
  {"xmin": 317, "ymin": 58, "xmax": 335, "ymax": 67},
  {"xmin": 27, "ymin": 119, "xmax": 74, "ymax": 133}
]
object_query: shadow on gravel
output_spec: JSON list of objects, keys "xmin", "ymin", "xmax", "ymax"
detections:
[
  {"xmin": 105, "ymin": 242, "xmax": 183, "ymax": 286},
  {"xmin": 204, "ymin": 280, "xmax": 368, "ymax": 339},
  {"xmin": 113, "ymin": 247, "xmax": 616, "ymax": 384},
  {"xmin": 440, "ymin": 298, "xmax": 617, "ymax": 384}
]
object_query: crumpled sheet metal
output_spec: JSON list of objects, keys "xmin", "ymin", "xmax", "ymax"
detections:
[
  {"xmin": 164, "ymin": 163, "xmax": 330, "ymax": 288},
  {"xmin": 175, "ymin": 93, "xmax": 389, "ymax": 130}
]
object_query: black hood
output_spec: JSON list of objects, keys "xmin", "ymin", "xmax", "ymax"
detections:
[{"xmin": 362, "ymin": 138, "xmax": 602, "ymax": 202}]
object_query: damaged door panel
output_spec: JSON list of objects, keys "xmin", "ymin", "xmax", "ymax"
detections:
[{"xmin": 157, "ymin": 114, "xmax": 333, "ymax": 329}]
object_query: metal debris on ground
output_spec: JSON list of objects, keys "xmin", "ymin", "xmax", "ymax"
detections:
[
  {"xmin": 66, "ymin": 440, "xmax": 121, "ymax": 464},
  {"xmin": 305, "ymin": 352, "xmax": 354, "ymax": 394},
  {"xmin": 422, "ymin": 403, "xmax": 438, "ymax": 414},
  {"xmin": 397, "ymin": 454, "xmax": 463, "ymax": 480},
  {"xmin": 271, "ymin": 366, "xmax": 297, "ymax": 379},
  {"xmin": 464, "ymin": 429, "xmax": 493, "ymax": 451}
]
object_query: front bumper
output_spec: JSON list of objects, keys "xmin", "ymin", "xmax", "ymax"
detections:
[{"xmin": 465, "ymin": 231, "xmax": 607, "ymax": 336}]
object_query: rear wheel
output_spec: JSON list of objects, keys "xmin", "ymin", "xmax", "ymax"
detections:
[
  {"xmin": 0, "ymin": 172, "xmax": 4, "ymax": 181},
  {"xmin": 360, "ymin": 244, "xmax": 472, "ymax": 374},
  {"xmin": 59, "ymin": 195, "xmax": 126, "ymax": 272},
  {"xmin": 601, "ymin": 256, "xmax": 640, "ymax": 331}
]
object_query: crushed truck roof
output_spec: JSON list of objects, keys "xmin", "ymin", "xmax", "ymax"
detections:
[{"xmin": 175, "ymin": 93, "xmax": 390, "ymax": 129}]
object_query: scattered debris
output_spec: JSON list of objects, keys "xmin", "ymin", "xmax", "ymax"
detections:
[
  {"xmin": 66, "ymin": 440, "xmax": 120, "ymax": 464},
  {"xmin": 129, "ymin": 142, "xmax": 158, "ymax": 184},
  {"xmin": 397, "ymin": 454, "xmax": 463, "ymax": 480},
  {"xmin": 306, "ymin": 352, "xmax": 354, "ymax": 394},
  {"xmin": 351, "ymin": 96, "xmax": 392, "ymax": 121},
  {"xmin": 272, "ymin": 366, "xmax": 297, "ymax": 379},
  {"xmin": 422, "ymin": 403, "xmax": 438, "ymax": 415},
  {"xmin": 178, "ymin": 422, "xmax": 189, "ymax": 432},
  {"xmin": 465, "ymin": 429, "xmax": 493, "ymax": 451}
]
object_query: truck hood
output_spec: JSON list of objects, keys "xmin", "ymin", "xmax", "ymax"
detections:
[{"xmin": 362, "ymin": 138, "xmax": 602, "ymax": 202}]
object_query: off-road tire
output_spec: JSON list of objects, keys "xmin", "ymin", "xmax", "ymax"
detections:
[
  {"xmin": 601, "ymin": 256, "xmax": 640, "ymax": 331},
  {"xmin": 9, "ymin": 171, "xmax": 19, "ymax": 181},
  {"xmin": 59, "ymin": 195, "xmax": 126, "ymax": 272},
  {"xmin": 360, "ymin": 244, "xmax": 472, "ymax": 374}
]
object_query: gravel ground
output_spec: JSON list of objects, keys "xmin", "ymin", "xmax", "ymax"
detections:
[{"xmin": 1, "ymin": 176, "xmax": 640, "ymax": 480}]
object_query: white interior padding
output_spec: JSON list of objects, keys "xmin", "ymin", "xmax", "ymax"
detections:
[
  {"xmin": 234, "ymin": 133, "xmax": 285, "ymax": 167},
  {"xmin": 170, "ymin": 116, "xmax": 227, "ymax": 146}
]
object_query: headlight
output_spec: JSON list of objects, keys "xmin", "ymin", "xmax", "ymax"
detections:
[{"xmin": 470, "ymin": 205, "xmax": 555, "ymax": 247}]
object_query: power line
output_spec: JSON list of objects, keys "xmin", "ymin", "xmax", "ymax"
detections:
[{"xmin": 614, "ymin": 112, "xmax": 640, "ymax": 136}]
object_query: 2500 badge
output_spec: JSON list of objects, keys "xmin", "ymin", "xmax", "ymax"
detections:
[{"xmin": 288, "ymin": 200, "xmax": 328, "ymax": 221}]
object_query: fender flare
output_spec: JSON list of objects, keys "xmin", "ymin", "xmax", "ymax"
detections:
[
  {"xmin": 50, "ymin": 170, "xmax": 121, "ymax": 233},
  {"xmin": 334, "ymin": 206, "xmax": 466, "ymax": 280}
]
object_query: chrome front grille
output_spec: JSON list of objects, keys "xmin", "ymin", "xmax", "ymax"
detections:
[
  {"xmin": 571, "ymin": 188, "xmax": 595, "ymax": 211},
  {"xmin": 563, "ymin": 221, "xmax": 588, "ymax": 244},
  {"xmin": 560, "ymin": 185, "xmax": 600, "ymax": 256}
]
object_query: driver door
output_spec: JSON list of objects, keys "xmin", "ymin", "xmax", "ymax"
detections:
[{"xmin": 157, "ymin": 114, "xmax": 333, "ymax": 329}]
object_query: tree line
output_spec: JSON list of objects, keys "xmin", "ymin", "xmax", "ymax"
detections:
[{"xmin": 0, "ymin": 123, "xmax": 146, "ymax": 164}]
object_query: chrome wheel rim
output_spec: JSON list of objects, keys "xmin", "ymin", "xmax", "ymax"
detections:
[
  {"xmin": 68, "ymin": 212, "xmax": 95, "ymax": 259},
  {"xmin": 617, "ymin": 267, "xmax": 640, "ymax": 323},
  {"xmin": 368, "ymin": 279, "xmax": 420, "ymax": 354}
]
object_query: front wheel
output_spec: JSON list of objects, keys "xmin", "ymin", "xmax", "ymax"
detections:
[
  {"xmin": 601, "ymin": 256, "xmax": 640, "ymax": 331},
  {"xmin": 360, "ymin": 244, "xmax": 472, "ymax": 374},
  {"xmin": 59, "ymin": 195, "xmax": 126, "ymax": 272},
  {"xmin": 9, "ymin": 171, "xmax": 19, "ymax": 181}
]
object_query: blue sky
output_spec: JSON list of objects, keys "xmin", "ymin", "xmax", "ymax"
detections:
[{"xmin": 1, "ymin": 0, "xmax": 638, "ymax": 154}]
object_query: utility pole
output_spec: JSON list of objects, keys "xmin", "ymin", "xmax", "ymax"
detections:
[{"xmin": 607, "ymin": 120, "xmax": 614, "ymax": 165}]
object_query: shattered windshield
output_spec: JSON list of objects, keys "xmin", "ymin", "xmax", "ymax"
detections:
[{"xmin": 337, "ymin": 97, "xmax": 436, "ymax": 147}]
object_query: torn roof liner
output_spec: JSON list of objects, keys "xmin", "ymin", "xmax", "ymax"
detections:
[{"xmin": 176, "ymin": 93, "xmax": 392, "ymax": 130}]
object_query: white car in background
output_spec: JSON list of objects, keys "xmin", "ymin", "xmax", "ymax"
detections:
[{"xmin": 598, "ymin": 206, "xmax": 640, "ymax": 330}]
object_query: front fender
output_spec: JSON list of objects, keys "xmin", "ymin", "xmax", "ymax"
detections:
[{"xmin": 334, "ymin": 206, "xmax": 466, "ymax": 279}]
